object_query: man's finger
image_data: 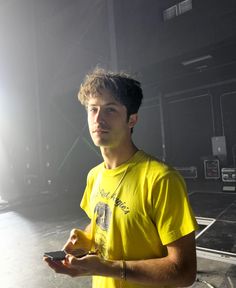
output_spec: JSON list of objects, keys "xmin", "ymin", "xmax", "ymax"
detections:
[
  {"xmin": 65, "ymin": 254, "xmax": 79, "ymax": 265},
  {"xmin": 44, "ymin": 257, "xmax": 78, "ymax": 277},
  {"xmin": 71, "ymin": 234, "xmax": 79, "ymax": 245}
]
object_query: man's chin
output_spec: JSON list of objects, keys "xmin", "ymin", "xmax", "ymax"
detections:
[{"xmin": 92, "ymin": 139, "xmax": 108, "ymax": 147}]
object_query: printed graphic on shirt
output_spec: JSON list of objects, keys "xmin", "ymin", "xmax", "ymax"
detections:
[
  {"xmin": 94, "ymin": 201, "xmax": 111, "ymax": 231},
  {"xmin": 93, "ymin": 202, "xmax": 111, "ymax": 257},
  {"xmin": 96, "ymin": 188, "xmax": 130, "ymax": 214},
  {"xmin": 94, "ymin": 229, "xmax": 108, "ymax": 257}
]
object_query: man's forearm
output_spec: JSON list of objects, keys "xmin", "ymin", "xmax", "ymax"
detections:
[
  {"xmin": 126, "ymin": 257, "xmax": 195, "ymax": 287},
  {"xmin": 96, "ymin": 256, "xmax": 196, "ymax": 287},
  {"xmin": 79, "ymin": 226, "xmax": 196, "ymax": 286}
]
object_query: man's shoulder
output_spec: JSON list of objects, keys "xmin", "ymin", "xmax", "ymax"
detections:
[
  {"xmin": 136, "ymin": 151, "xmax": 179, "ymax": 179},
  {"xmin": 87, "ymin": 162, "xmax": 104, "ymax": 178},
  {"xmin": 138, "ymin": 151, "xmax": 171, "ymax": 170}
]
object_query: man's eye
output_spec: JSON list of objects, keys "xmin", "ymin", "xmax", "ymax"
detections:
[
  {"xmin": 89, "ymin": 107, "xmax": 97, "ymax": 112},
  {"xmin": 106, "ymin": 107, "xmax": 116, "ymax": 113}
]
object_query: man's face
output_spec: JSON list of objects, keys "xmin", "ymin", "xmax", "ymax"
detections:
[{"xmin": 87, "ymin": 90, "xmax": 134, "ymax": 148}]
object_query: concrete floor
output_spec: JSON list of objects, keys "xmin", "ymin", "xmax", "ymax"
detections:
[
  {"xmin": 0, "ymin": 182, "xmax": 235, "ymax": 288},
  {"xmin": 0, "ymin": 192, "xmax": 92, "ymax": 288}
]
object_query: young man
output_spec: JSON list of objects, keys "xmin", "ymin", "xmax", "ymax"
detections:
[{"xmin": 44, "ymin": 68, "xmax": 198, "ymax": 287}]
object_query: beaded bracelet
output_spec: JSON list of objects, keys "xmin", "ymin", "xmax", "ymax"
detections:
[{"xmin": 121, "ymin": 260, "xmax": 127, "ymax": 280}]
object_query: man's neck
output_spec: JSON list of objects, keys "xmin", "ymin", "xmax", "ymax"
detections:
[{"xmin": 100, "ymin": 143, "xmax": 138, "ymax": 169}]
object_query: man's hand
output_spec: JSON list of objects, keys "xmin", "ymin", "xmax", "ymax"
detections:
[
  {"xmin": 63, "ymin": 228, "xmax": 92, "ymax": 256},
  {"xmin": 44, "ymin": 253, "xmax": 100, "ymax": 278}
]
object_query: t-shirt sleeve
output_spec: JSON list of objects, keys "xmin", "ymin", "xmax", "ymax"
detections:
[
  {"xmin": 80, "ymin": 171, "xmax": 94, "ymax": 220},
  {"xmin": 152, "ymin": 171, "xmax": 198, "ymax": 245}
]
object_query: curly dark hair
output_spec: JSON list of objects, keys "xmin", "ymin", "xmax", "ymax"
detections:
[{"xmin": 78, "ymin": 67, "xmax": 143, "ymax": 117}]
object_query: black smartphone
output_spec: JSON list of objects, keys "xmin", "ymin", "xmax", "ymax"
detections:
[{"xmin": 44, "ymin": 250, "xmax": 67, "ymax": 261}]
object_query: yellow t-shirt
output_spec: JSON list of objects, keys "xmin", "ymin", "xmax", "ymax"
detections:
[{"xmin": 80, "ymin": 150, "xmax": 198, "ymax": 288}]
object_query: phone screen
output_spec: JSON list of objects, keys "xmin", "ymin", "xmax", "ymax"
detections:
[{"xmin": 44, "ymin": 250, "xmax": 67, "ymax": 261}]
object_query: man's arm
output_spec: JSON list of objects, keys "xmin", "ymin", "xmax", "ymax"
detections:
[
  {"xmin": 124, "ymin": 231, "xmax": 197, "ymax": 286},
  {"xmin": 45, "ymin": 231, "xmax": 196, "ymax": 287},
  {"xmin": 61, "ymin": 222, "xmax": 93, "ymax": 254}
]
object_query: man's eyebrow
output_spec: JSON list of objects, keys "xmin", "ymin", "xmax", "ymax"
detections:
[
  {"xmin": 88, "ymin": 102, "xmax": 120, "ymax": 106},
  {"xmin": 104, "ymin": 102, "xmax": 120, "ymax": 106}
]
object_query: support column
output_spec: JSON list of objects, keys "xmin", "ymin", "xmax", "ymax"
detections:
[
  {"xmin": 159, "ymin": 92, "xmax": 167, "ymax": 162},
  {"xmin": 107, "ymin": 0, "xmax": 118, "ymax": 70}
]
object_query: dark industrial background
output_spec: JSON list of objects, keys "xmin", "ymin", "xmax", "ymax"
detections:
[
  {"xmin": 0, "ymin": 1, "xmax": 236, "ymax": 288},
  {"xmin": 1, "ymin": 0, "xmax": 235, "ymax": 203}
]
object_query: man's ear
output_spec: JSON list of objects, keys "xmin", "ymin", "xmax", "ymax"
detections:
[{"xmin": 128, "ymin": 114, "xmax": 138, "ymax": 128}]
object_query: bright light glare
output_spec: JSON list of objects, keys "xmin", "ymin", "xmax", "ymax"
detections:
[
  {"xmin": 0, "ymin": 211, "xmax": 39, "ymax": 287},
  {"xmin": 0, "ymin": 88, "xmax": 14, "ymax": 202},
  {"xmin": 0, "ymin": 138, "xmax": 10, "ymax": 202},
  {"xmin": 0, "ymin": 86, "xmax": 11, "ymax": 137}
]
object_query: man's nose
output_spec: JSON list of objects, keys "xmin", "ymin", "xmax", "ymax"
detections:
[{"xmin": 94, "ymin": 109, "xmax": 105, "ymax": 124}]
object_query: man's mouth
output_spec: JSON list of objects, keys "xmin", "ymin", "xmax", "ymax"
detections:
[{"xmin": 93, "ymin": 129, "xmax": 108, "ymax": 134}]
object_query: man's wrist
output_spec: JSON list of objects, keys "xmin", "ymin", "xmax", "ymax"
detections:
[
  {"xmin": 97, "ymin": 258, "xmax": 128, "ymax": 281},
  {"xmin": 121, "ymin": 260, "xmax": 127, "ymax": 280}
]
